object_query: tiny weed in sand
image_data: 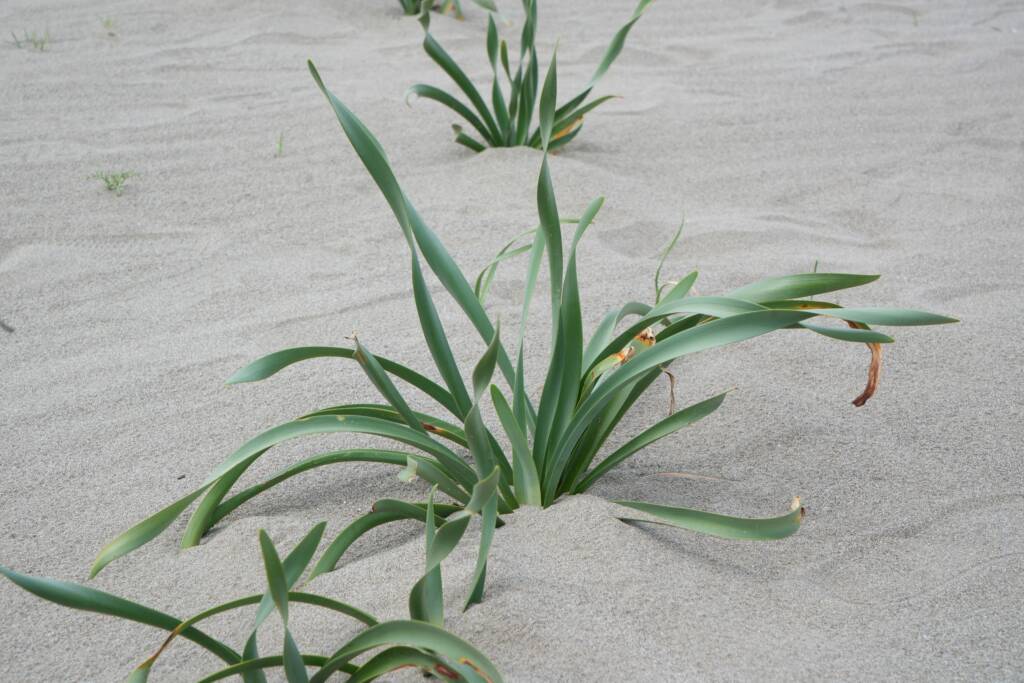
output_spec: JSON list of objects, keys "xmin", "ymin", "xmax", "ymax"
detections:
[
  {"xmin": 101, "ymin": 18, "xmax": 117, "ymax": 38},
  {"xmin": 93, "ymin": 171, "xmax": 134, "ymax": 196},
  {"xmin": 2, "ymin": 523, "xmax": 503, "ymax": 681},
  {"xmin": 10, "ymin": 29, "xmax": 50, "ymax": 51},
  {"xmin": 406, "ymin": 0, "xmax": 652, "ymax": 151},
  {"xmin": 87, "ymin": 60, "xmax": 956, "ymax": 628},
  {"xmin": 276, "ymin": 131, "xmax": 284, "ymax": 157}
]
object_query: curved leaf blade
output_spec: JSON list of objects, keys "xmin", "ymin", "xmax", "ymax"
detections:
[{"xmin": 615, "ymin": 497, "xmax": 806, "ymax": 540}]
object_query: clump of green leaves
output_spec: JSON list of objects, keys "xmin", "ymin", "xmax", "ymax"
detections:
[
  {"xmin": 93, "ymin": 171, "xmax": 134, "ymax": 196},
  {"xmin": 87, "ymin": 59, "xmax": 955, "ymax": 620},
  {"xmin": 10, "ymin": 29, "xmax": 50, "ymax": 51},
  {"xmin": 407, "ymin": 0, "xmax": 652, "ymax": 151},
  {"xmin": 399, "ymin": 0, "xmax": 496, "ymax": 19},
  {"xmin": 2, "ymin": 522, "xmax": 502, "ymax": 682}
]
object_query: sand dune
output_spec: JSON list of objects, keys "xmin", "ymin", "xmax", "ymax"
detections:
[{"xmin": 1, "ymin": 0, "xmax": 1021, "ymax": 680}]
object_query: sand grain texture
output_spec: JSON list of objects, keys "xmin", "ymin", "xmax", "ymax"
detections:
[{"xmin": 1, "ymin": 0, "xmax": 1021, "ymax": 680}]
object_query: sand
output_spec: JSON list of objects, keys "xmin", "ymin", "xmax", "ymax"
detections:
[{"xmin": 1, "ymin": 0, "xmax": 1022, "ymax": 680}]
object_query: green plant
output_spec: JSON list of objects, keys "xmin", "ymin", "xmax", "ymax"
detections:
[
  {"xmin": 93, "ymin": 170, "xmax": 134, "ymax": 196},
  {"xmin": 101, "ymin": 18, "xmax": 118, "ymax": 38},
  {"xmin": 87, "ymin": 60, "xmax": 955, "ymax": 618},
  {"xmin": 10, "ymin": 29, "xmax": 50, "ymax": 51},
  {"xmin": 407, "ymin": 0, "xmax": 652, "ymax": 151},
  {"xmin": 2, "ymin": 522, "xmax": 502, "ymax": 682},
  {"xmin": 276, "ymin": 132, "xmax": 285, "ymax": 157},
  {"xmin": 399, "ymin": 0, "xmax": 497, "ymax": 19}
]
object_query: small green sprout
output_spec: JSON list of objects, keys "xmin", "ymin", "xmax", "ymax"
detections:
[
  {"xmin": 10, "ymin": 30, "xmax": 50, "ymax": 51},
  {"xmin": 101, "ymin": 18, "xmax": 117, "ymax": 37},
  {"xmin": 93, "ymin": 171, "xmax": 134, "ymax": 196},
  {"xmin": 276, "ymin": 131, "xmax": 285, "ymax": 157}
]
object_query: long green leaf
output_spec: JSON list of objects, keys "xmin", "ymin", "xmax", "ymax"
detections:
[
  {"xmin": 412, "ymin": 255, "xmax": 474, "ymax": 417},
  {"xmin": 550, "ymin": 310, "xmax": 818, "ymax": 485},
  {"xmin": 353, "ymin": 337, "xmax": 428, "ymax": 435},
  {"xmin": 259, "ymin": 531, "xmax": 289, "ymax": 624},
  {"xmin": 91, "ymin": 485, "xmax": 210, "ymax": 577},
  {"xmin": 409, "ymin": 488, "xmax": 444, "ymax": 626},
  {"xmin": 573, "ymin": 392, "xmax": 728, "ymax": 493},
  {"xmin": 586, "ymin": 0, "xmax": 655, "ymax": 88},
  {"xmin": 211, "ymin": 449, "xmax": 467, "ymax": 528},
  {"xmin": 406, "ymin": 83, "xmax": 495, "ymax": 144},
  {"xmin": 805, "ymin": 307, "xmax": 958, "ymax": 326},
  {"xmin": 310, "ymin": 502, "xmax": 447, "ymax": 581},
  {"xmin": 422, "ymin": 32, "xmax": 502, "ymax": 144},
  {"xmin": 199, "ymin": 656, "xmax": 342, "ymax": 683},
  {"xmin": 181, "ymin": 413, "xmax": 478, "ymax": 544},
  {"xmin": 346, "ymin": 646, "xmax": 487, "ymax": 683},
  {"xmin": 226, "ymin": 346, "xmax": 460, "ymax": 419},
  {"xmin": 491, "ymin": 385, "xmax": 541, "ymax": 506},
  {"xmin": 313, "ymin": 620, "xmax": 503, "ymax": 683},
  {"xmin": 615, "ymin": 497, "xmax": 805, "ymax": 540},
  {"xmin": 0, "ymin": 564, "xmax": 241, "ymax": 667},
  {"xmin": 729, "ymin": 272, "xmax": 879, "ymax": 303},
  {"xmin": 282, "ymin": 629, "xmax": 309, "ymax": 683}
]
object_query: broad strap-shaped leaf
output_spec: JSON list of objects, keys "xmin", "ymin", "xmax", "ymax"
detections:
[
  {"xmin": 226, "ymin": 345, "xmax": 461, "ymax": 419},
  {"xmin": 346, "ymin": 646, "xmax": 488, "ymax": 683},
  {"xmin": 259, "ymin": 530, "xmax": 289, "ymax": 625},
  {"xmin": 0, "ymin": 564, "xmax": 241, "ymax": 668},
  {"xmin": 550, "ymin": 310, "xmax": 819, "ymax": 486},
  {"xmin": 198, "ymin": 656, "xmax": 343, "ymax": 683},
  {"xmin": 178, "ymin": 413, "xmax": 479, "ymax": 548},
  {"xmin": 353, "ymin": 337, "xmax": 429, "ymax": 434},
  {"xmin": 411, "ymin": 255, "xmax": 474, "ymax": 417},
  {"xmin": 91, "ymin": 485, "xmax": 211, "ymax": 577},
  {"xmin": 615, "ymin": 497, "xmax": 806, "ymax": 540},
  {"xmin": 311, "ymin": 62, "xmax": 518, "ymax": 386},
  {"xmin": 490, "ymin": 385, "xmax": 541, "ymax": 505},
  {"xmin": 409, "ymin": 488, "xmax": 445, "ymax": 626},
  {"xmin": 282, "ymin": 629, "xmax": 309, "ymax": 683},
  {"xmin": 804, "ymin": 307, "xmax": 957, "ymax": 326},
  {"xmin": 589, "ymin": 0, "xmax": 654, "ymax": 85},
  {"xmin": 582, "ymin": 301, "xmax": 652, "ymax": 369},
  {"xmin": 310, "ymin": 500, "xmax": 451, "ymax": 580},
  {"xmin": 572, "ymin": 392, "xmax": 728, "ymax": 493},
  {"xmin": 421, "ymin": 31, "xmax": 502, "ymax": 144},
  {"xmin": 406, "ymin": 84, "xmax": 495, "ymax": 145},
  {"xmin": 464, "ymin": 493, "xmax": 497, "ymax": 610},
  {"xmin": 729, "ymin": 272, "xmax": 879, "ymax": 303},
  {"xmin": 537, "ymin": 197, "xmax": 604, "ymax": 502},
  {"xmin": 312, "ymin": 620, "xmax": 504, "ymax": 683},
  {"xmin": 300, "ymin": 406, "xmax": 467, "ymax": 447},
  {"xmin": 211, "ymin": 449, "xmax": 469, "ymax": 528},
  {"xmin": 250, "ymin": 523, "xmax": 328, "ymax": 632}
]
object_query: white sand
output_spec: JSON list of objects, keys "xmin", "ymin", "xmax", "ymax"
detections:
[{"xmin": 1, "ymin": 0, "xmax": 1022, "ymax": 680}]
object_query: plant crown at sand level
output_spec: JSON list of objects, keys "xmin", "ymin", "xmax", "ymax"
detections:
[
  {"xmin": 2, "ymin": 520, "xmax": 504, "ymax": 682},
  {"xmin": 85, "ymin": 57, "xmax": 956, "ymax": 623},
  {"xmin": 407, "ymin": 0, "xmax": 652, "ymax": 151},
  {"xmin": 399, "ymin": 0, "xmax": 497, "ymax": 19}
]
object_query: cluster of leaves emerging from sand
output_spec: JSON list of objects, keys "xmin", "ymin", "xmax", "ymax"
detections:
[
  {"xmin": 1, "ymin": 523, "xmax": 501, "ymax": 682},
  {"xmin": 408, "ymin": 0, "xmax": 653, "ymax": 150},
  {"xmin": 89, "ymin": 55, "xmax": 952, "ymax": 613},
  {"xmin": 1, "ymin": 6, "xmax": 957, "ymax": 682}
]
